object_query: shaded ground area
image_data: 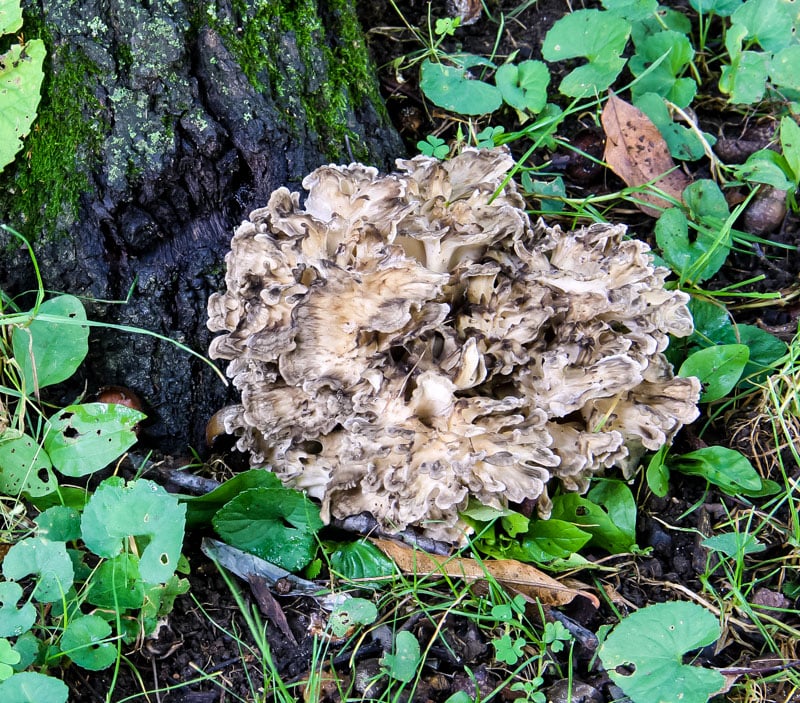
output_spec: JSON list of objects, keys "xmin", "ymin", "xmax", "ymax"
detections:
[{"xmin": 65, "ymin": 0, "xmax": 800, "ymax": 701}]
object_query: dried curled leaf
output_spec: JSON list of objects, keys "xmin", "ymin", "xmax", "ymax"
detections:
[{"xmin": 602, "ymin": 92, "xmax": 691, "ymax": 216}]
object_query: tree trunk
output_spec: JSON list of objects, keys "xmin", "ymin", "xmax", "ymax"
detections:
[{"xmin": 0, "ymin": 0, "xmax": 403, "ymax": 452}]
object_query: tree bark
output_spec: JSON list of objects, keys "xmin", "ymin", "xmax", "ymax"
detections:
[{"xmin": 0, "ymin": 0, "xmax": 403, "ymax": 452}]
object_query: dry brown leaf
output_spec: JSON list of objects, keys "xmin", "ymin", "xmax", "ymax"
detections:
[
  {"xmin": 372, "ymin": 538, "xmax": 598, "ymax": 608},
  {"xmin": 601, "ymin": 92, "xmax": 691, "ymax": 217}
]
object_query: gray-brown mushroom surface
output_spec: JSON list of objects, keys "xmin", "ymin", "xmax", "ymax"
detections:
[{"xmin": 207, "ymin": 148, "xmax": 700, "ymax": 541}]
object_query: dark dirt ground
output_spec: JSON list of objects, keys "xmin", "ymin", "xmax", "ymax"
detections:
[{"xmin": 64, "ymin": 1, "xmax": 800, "ymax": 701}]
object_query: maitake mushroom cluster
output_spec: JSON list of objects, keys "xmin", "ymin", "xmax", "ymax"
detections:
[{"xmin": 208, "ymin": 148, "xmax": 700, "ymax": 541}]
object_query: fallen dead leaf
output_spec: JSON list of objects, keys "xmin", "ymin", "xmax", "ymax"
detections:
[
  {"xmin": 372, "ymin": 538, "xmax": 598, "ymax": 608},
  {"xmin": 601, "ymin": 92, "xmax": 691, "ymax": 216}
]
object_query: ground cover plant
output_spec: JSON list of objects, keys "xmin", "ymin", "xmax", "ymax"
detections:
[{"xmin": 1, "ymin": 0, "xmax": 799, "ymax": 701}]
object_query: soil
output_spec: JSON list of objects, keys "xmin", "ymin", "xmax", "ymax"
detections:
[{"xmin": 62, "ymin": 1, "xmax": 800, "ymax": 701}]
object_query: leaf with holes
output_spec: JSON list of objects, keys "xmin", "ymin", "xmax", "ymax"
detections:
[
  {"xmin": 59, "ymin": 615, "xmax": 116, "ymax": 670},
  {"xmin": 11, "ymin": 295, "xmax": 88, "ymax": 393},
  {"xmin": 599, "ymin": 601, "xmax": 724, "ymax": 703},
  {"xmin": 2, "ymin": 537, "xmax": 74, "ymax": 603},
  {"xmin": 329, "ymin": 597, "xmax": 378, "ymax": 638},
  {"xmin": 80, "ymin": 477, "xmax": 186, "ymax": 584},
  {"xmin": 0, "ymin": 433, "xmax": 56, "ymax": 497},
  {"xmin": 0, "ymin": 582, "xmax": 36, "ymax": 638},
  {"xmin": 213, "ymin": 487, "xmax": 323, "ymax": 572},
  {"xmin": 43, "ymin": 403, "xmax": 145, "ymax": 478}
]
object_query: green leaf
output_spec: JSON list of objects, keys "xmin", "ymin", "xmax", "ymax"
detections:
[
  {"xmin": 419, "ymin": 59, "xmax": 502, "ymax": 115},
  {"xmin": 212, "ymin": 487, "xmax": 323, "ymax": 573},
  {"xmin": 328, "ymin": 541, "xmax": 395, "ymax": 585},
  {"xmin": 181, "ymin": 469, "xmax": 282, "ymax": 529},
  {"xmin": 771, "ymin": 47, "xmax": 800, "ymax": 95},
  {"xmin": 520, "ymin": 519, "xmax": 591, "ymax": 562},
  {"xmin": 43, "ymin": 403, "xmax": 145, "ymax": 478},
  {"xmin": 495, "ymin": 60, "xmax": 549, "ymax": 113},
  {"xmin": 0, "ymin": 433, "xmax": 56, "ymax": 497},
  {"xmin": 542, "ymin": 10, "xmax": 630, "ymax": 97},
  {"xmin": 2, "ymin": 537, "xmax": 74, "ymax": 603},
  {"xmin": 603, "ymin": 0, "xmax": 659, "ymax": 21},
  {"xmin": 542, "ymin": 10, "xmax": 630, "ymax": 62},
  {"xmin": 0, "ymin": 672, "xmax": 68, "ymax": 703},
  {"xmin": 11, "ymin": 295, "xmax": 88, "ymax": 393},
  {"xmin": 656, "ymin": 181, "xmax": 732, "ymax": 281},
  {"xmin": 59, "ymin": 615, "xmax": 116, "ymax": 670},
  {"xmin": 139, "ymin": 573, "xmax": 190, "ymax": 637},
  {"xmin": 635, "ymin": 94, "xmax": 708, "ymax": 160},
  {"xmin": 599, "ymin": 602, "xmax": 724, "ymax": 703},
  {"xmin": 731, "ymin": 0, "xmax": 795, "ymax": 52},
  {"xmin": 689, "ymin": 0, "xmax": 741, "ymax": 16},
  {"xmin": 735, "ymin": 149, "xmax": 794, "ymax": 189},
  {"xmin": 10, "ymin": 632, "xmax": 39, "ymax": 672},
  {"xmin": 558, "ymin": 55, "xmax": 627, "ymax": 97},
  {"xmin": 382, "ymin": 631, "xmax": 422, "ymax": 683},
  {"xmin": 81, "ymin": 477, "xmax": 186, "ymax": 583},
  {"xmin": 588, "ymin": 480, "xmax": 637, "ymax": 542},
  {"xmin": 492, "ymin": 633, "xmax": 526, "ymax": 665},
  {"xmin": 0, "ymin": 639, "xmax": 21, "ymax": 681},
  {"xmin": 679, "ymin": 344, "xmax": 749, "ymax": 402},
  {"xmin": 34, "ymin": 506, "xmax": 81, "ymax": 542},
  {"xmin": 329, "ymin": 598, "xmax": 378, "ymax": 638},
  {"xmin": 670, "ymin": 446, "xmax": 763, "ymax": 496},
  {"xmin": 719, "ymin": 51, "xmax": 769, "ymax": 104},
  {"xmin": 417, "ymin": 134, "xmax": 449, "ymax": 159},
  {"xmin": 702, "ymin": 532, "xmax": 765, "ymax": 558},
  {"xmin": 0, "ymin": 582, "xmax": 36, "ymax": 637},
  {"xmin": 550, "ymin": 494, "xmax": 636, "ymax": 554},
  {"xmin": 645, "ymin": 445, "xmax": 670, "ymax": 497},
  {"xmin": 779, "ymin": 115, "xmax": 800, "ymax": 184},
  {"xmin": 86, "ymin": 553, "xmax": 145, "ymax": 610},
  {"xmin": 0, "ymin": 39, "xmax": 45, "ymax": 174},
  {"xmin": 0, "ymin": 0, "xmax": 23, "ymax": 35}
]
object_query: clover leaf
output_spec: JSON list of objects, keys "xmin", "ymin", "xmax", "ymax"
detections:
[{"xmin": 599, "ymin": 601, "xmax": 724, "ymax": 703}]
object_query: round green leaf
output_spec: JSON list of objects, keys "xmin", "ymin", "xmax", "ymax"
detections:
[
  {"xmin": 495, "ymin": 60, "xmax": 549, "ymax": 113},
  {"xmin": 213, "ymin": 487, "xmax": 323, "ymax": 572},
  {"xmin": 0, "ymin": 671, "xmax": 68, "ymax": 703},
  {"xmin": 2, "ymin": 537, "xmax": 74, "ymax": 603},
  {"xmin": 599, "ymin": 602, "xmax": 724, "ymax": 703},
  {"xmin": 86, "ymin": 553, "xmax": 145, "ymax": 610},
  {"xmin": 11, "ymin": 295, "xmax": 88, "ymax": 393},
  {"xmin": 0, "ymin": 582, "xmax": 36, "ymax": 638},
  {"xmin": 559, "ymin": 56, "xmax": 627, "ymax": 97},
  {"xmin": 771, "ymin": 46, "xmax": 800, "ymax": 93},
  {"xmin": 542, "ymin": 9, "xmax": 631, "ymax": 62},
  {"xmin": 679, "ymin": 343, "xmax": 749, "ymax": 402},
  {"xmin": 0, "ymin": 433, "xmax": 56, "ymax": 497},
  {"xmin": 34, "ymin": 506, "xmax": 81, "ymax": 542},
  {"xmin": 0, "ymin": 39, "xmax": 45, "ymax": 173},
  {"xmin": 419, "ymin": 59, "xmax": 502, "ymax": 115},
  {"xmin": 382, "ymin": 631, "xmax": 421, "ymax": 683},
  {"xmin": 60, "ymin": 615, "xmax": 116, "ymax": 670},
  {"xmin": 81, "ymin": 477, "xmax": 186, "ymax": 583},
  {"xmin": 44, "ymin": 403, "xmax": 145, "ymax": 478}
]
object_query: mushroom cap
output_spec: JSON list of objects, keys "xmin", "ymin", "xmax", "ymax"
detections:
[{"xmin": 208, "ymin": 148, "xmax": 699, "ymax": 542}]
